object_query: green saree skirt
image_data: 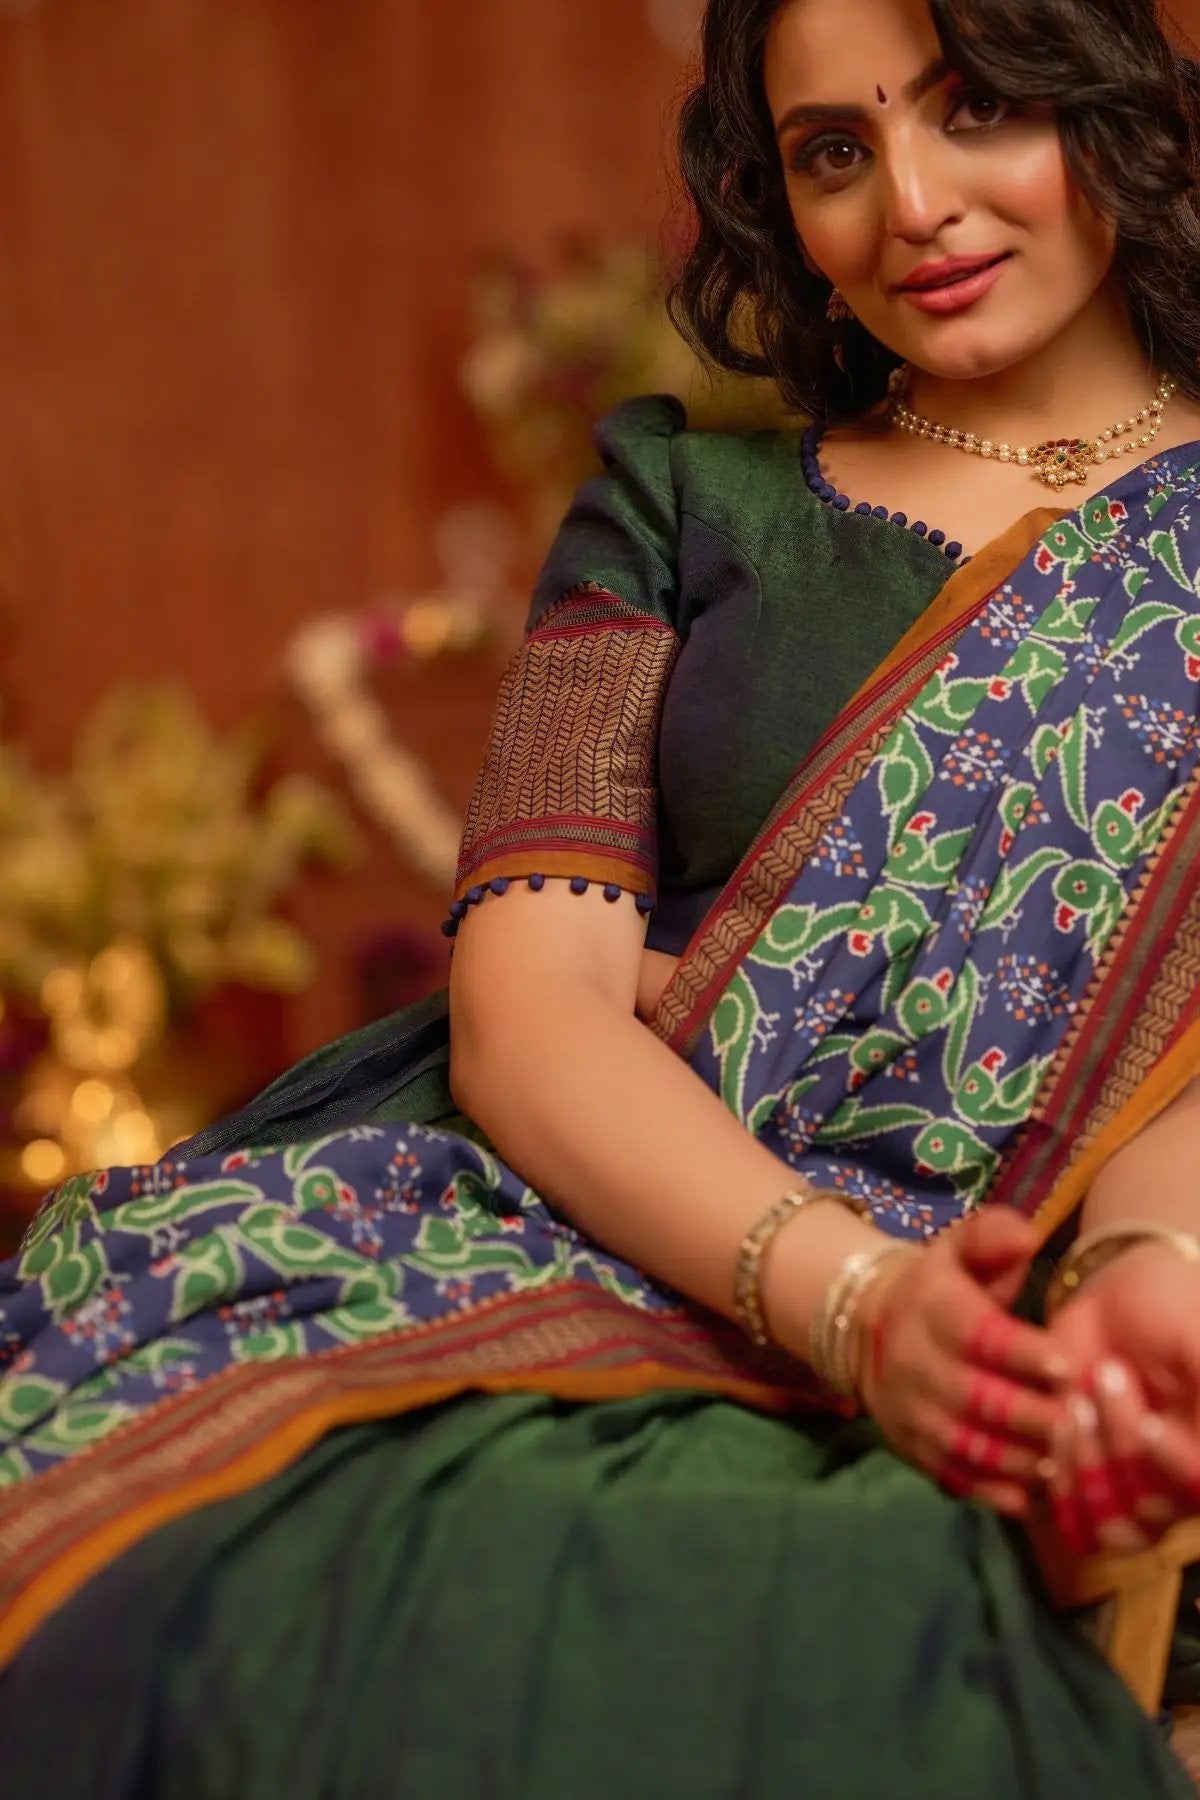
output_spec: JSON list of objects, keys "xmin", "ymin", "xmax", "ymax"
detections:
[{"xmin": 1, "ymin": 1386, "xmax": 1193, "ymax": 1798}]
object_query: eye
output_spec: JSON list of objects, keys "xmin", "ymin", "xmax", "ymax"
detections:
[
  {"xmin": 946, "ymin": 89, "xmax": 1014, "ymax": 131},
  {"xmin": 788, "ymin": 133, "xmax": 867, "ymax": 184}
]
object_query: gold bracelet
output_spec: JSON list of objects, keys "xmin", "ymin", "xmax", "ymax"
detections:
[
  {"xmin": 1045, "ymin": 1218, "xmax": 1200, "ymax": 1319},
  {"xmin": 733, "ymin": 1187, "xmax": 869, "ymax": 1349},
  {"xmin": 810, "ymin": 1241, "xmax": 921, "ymax": 1398}
]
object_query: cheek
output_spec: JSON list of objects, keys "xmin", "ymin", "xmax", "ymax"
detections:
[
  {"xmin": 788, "ymin": 194, "xmax": 876, "ymax": 284},
  {"xmin": 988, "ymin": 138, "xmax": 1115, "ymax": 261}
]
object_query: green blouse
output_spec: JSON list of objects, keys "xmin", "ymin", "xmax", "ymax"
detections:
[{"xmin": 457, "ymin": 395, "xmax": 963, "ymax": 954}]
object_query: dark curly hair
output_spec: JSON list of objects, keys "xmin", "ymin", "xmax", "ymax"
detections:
[{"xmin": 668, "ymin": 0, "xmax": 1200, "ymax": 423}]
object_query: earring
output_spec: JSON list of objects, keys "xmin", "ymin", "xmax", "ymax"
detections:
[{"xmin": 826, "ymin": 287, "xmax": 854, "ymax": 324}]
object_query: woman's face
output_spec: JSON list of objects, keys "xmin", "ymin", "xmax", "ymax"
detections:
[{"xmin": 763, "ymin": 0, "xmax": 1120, "ymax": 383}]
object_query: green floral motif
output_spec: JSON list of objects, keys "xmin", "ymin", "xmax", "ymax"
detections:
[
  {"xmin": 22, "ymin": 1398, "xmax": 134, "ymax": 1457},
  {"xmin": 230, "ymin": 1322, "xmax": 308, "ymax": 1363},
  {"xmin": 0, "ymin": 1447, "xmax": 33, "ymax": 1489},
  {"xmin": 1029, "ymin": 596, "xmax": 1096, "ymax": 645},
  {"xmin": 954, "ymin": 1056, "xmax": 1050, "ymax": 1129},
  {"xmin": 21, "ymin": 1170, "xmax": 105, "ymax": 1259},
  {"xmin": 816, "ymin": 1098, "xmax": 935, "ymax": 1146},
  {"xmin": 20, "ymin": 1227, "xmax": 111, "ymax": 1324},
  {"xmin": 912, "ymin": 1119, "xmax": 999, "ymax": 1202},
  {"xmin": 0, "ymin": 1373, "xmax": 66, "ymax": 1437},
  {"xmin": 169, "ymin": 1227, "xmax": 248, "ymax": 1322},
  {"xmin": 877, "ymin": 718, "xmax": 935, "ymax": 828},
  {"xmin": 887, "ymin": 824, "xmax": 975, "ymax": 888},
  {"xmin": 998, "ymin": 638, "xmax": 1066, "ymax": 713},
  {"xmin": 1110, "ymin": 601, "xmax": 1184, "ymax": 657},
  {"xmin": 1051, "ymin": 860, "xmax": 1125, "ymax": 955},
  {"xmin": 979, "ymin": 847, "xmax": 1070, "ymax": 932},
  {"xmin": 1148, "ymin": 526, "xmax": 1195, "ymax": 595},
  {"xmin": 910, "ymin": 670, "xmax": 993, "ymax": 735},
  {"xmin": 106, "ymin": 1180, "xmax": 263, "ymax": 1234}
]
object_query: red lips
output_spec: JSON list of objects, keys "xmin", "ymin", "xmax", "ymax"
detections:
[{"xmin": 897, "ymin": 253, "xmax": 1009, "ymax": 292}]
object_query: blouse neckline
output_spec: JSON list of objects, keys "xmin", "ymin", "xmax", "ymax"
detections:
[{"xmin": 801, "ymin": 423, "xmax": 969, "ymax": 566}]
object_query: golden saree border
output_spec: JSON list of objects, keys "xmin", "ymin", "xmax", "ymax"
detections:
[
  {"xmin": 453, "ymin": 583, "xmax": 678, "ymax": 904},
  {"xmin": 0, "ymin": 1282, "xmax": 818, "ymax": 1672},
  {"xmin": 653, "ymin": 508, "xmax": 1065, "ymax": 1058},
  {"xmin": 989, "ymin": 759, "xmax": 1200, "ymax": 1242}
]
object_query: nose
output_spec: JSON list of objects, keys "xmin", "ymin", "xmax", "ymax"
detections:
[{"xmin": 878, "ymin": 127, "xmax": 966, "ymax": 246}]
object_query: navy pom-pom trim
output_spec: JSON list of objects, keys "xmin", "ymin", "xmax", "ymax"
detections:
[
  {"xmin": 442, "ymin": 873, "xmax": 656, "ymax": 937},
  {"xmin": 799, "ymin": 424, "xmax": 966, "ymax": 563}
]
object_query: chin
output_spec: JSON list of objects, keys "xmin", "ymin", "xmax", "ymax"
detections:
[{"xmin": 887, "ymin": 320, "xmax": 1060, "ymax": 385}]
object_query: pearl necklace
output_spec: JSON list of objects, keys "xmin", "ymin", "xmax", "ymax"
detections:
[{"xmin": 888, "ymin": 368, "xmax": 1177, "ymax": 491}]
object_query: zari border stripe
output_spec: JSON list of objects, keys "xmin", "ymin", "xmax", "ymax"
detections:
[
  {"xmin": 653, "ymin": 509, "xmax": 1065, "ymax": 1060},
  {"xmin": 0, "ymin": 1283, "xmax": 815, "ymax": 1672},
  {"xmin": 991, "ymin": 761, "xmax": 1200, "ymax": 1232}
]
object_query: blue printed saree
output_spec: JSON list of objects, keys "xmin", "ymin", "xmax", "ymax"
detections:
[{"xmin": 3, "ymin": 440, "xmax": 1200, "ymax": 1797}]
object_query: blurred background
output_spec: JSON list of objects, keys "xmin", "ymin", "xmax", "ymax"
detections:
[{"xmin": 0, "ymin": 0, "xmax": 1196, "ymax": 1237}]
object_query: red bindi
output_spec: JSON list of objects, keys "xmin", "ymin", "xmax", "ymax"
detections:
[{"xmin": 876, "ymin": 85, "xmax": 889, "ymax": 106}]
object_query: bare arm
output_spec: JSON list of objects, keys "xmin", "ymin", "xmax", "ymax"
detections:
[
  {"xmin": 448, "ymin": 883, "xmax": 884, "ymax": 1364},
  {"xmin": 1080, "ymin": 1074, "xmax": 1200, "ymax": 1235}
]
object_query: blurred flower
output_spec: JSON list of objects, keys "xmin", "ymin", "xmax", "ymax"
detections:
[
  {"xmin": 461, "ymin": 237, "xmax": 783, "ymax": 535},
  {"xmin": 0, "ymin": 686, "xmax": 359, "ymax": 1040}
]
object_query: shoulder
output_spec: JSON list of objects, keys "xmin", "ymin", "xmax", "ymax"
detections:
[{"xmin": 596, "ymin": 393, "xmax": 807, "ymax": 515}]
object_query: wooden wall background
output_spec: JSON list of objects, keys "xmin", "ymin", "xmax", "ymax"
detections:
[
  {"xmin": 0, "ymin": 0, "xmax": 1196, "ymax": 1066},
  {"xmin": 0, "ymin": 0, "xmax": 690, "ymax": 1060}
]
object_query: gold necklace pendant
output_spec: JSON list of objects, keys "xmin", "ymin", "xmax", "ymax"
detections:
[
  {"xmin": 887, "ymin": 368, "xmax": 1177, "ymax": 488},
  {"xmin": 1028, "ymin": 437, "xmax": 1097, "ymax": 490}
]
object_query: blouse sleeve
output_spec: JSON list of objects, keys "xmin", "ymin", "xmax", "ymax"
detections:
[{"xmin": 447, "ymin": 396, "xmax": 684, "ymax": 929}]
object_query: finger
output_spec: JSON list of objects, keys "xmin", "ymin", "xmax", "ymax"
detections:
[
  {"xmin": 951, "ymin": 1206, "xmax": 1039, "ymax": 1280},
  {"xmin": 1141, "ymin": 1411, "xmax": 1200, "ymax": 1509},
  {"xmin": 948, "ymin": 1415, "xmax": 1051, "ymax": 1483},
  {"xmin": 1092, "ymin": 1359, "xmax": 1175, "ymax": 1539},
  {"xmin": 1045, "ymin": 1405, "xmax": 1130, "ymax": 1555},
  {"xmin": 958, "ymin": 1366, "xmax": 1063, "ymax": 1449},
  {"xmin": 938, "ymin": 1454, "xmax": 1032, "ymax": 1520},
  {"xmin": 1064, "ymin": 1390, "xmax": 1153, "ymax": 1555},
  {"xmin": 959, "ymin": 1302, "xmax": 1070, "ymax": 1390},
  {"xmin": 954, "ymin": 1209, "xmax": 1040, "ymax": 1313}
]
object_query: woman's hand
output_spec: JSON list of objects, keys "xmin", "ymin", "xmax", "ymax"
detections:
[
  {"xmin": 853, "ymin": 1209, "xmax": 1071, "ymax": 1519},
  {"xmin": 1045, "ymin": 1242, "xmax": 1200, "ymax": 1555}
]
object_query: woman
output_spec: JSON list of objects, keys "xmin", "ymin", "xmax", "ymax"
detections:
[{"xmin": 3, "ymin": 0, "xmax": 1200, "ymax": 1791}]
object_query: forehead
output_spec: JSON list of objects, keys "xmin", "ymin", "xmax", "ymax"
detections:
[{"xmin": 764, "ymin": 0, "xmax": 943, "ymax": 109}]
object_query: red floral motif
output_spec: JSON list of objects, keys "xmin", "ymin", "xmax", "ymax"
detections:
[{"xmin": 1054, "ymin": 902, "xmax": 1080, "ymax": 933}]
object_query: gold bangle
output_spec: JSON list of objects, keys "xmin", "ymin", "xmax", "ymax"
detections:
[
  {"xmin": 1045, "ymin": 1218, "xmax": 1200, "ymax": 1319},
  {"xmin": 734, "ymin": 1187, "xmax": 869, "ymax": 1349},
  {"xmin": 810, "ymin": 1241, "xmax": 921, "ymax": 1397}
]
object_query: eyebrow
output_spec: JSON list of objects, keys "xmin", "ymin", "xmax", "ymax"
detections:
[{"xmin": 774, "ymin": 56, "xmax": 952, "ymax": 138}]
